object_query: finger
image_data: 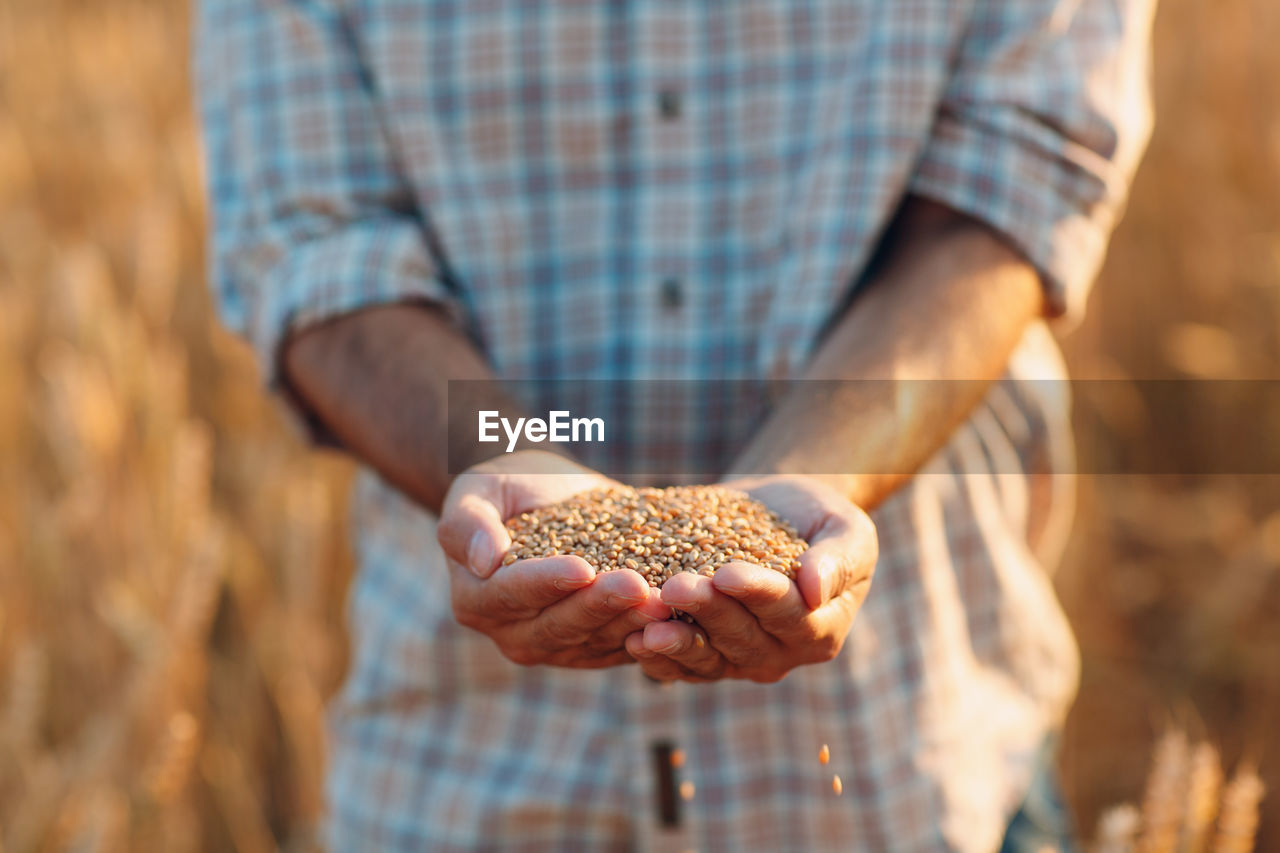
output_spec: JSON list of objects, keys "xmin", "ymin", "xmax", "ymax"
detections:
[
  {"xmin": 753, "ymin": 580, "xmax": 867, "ymax": 666},
  {"xmin": 714, "ymin": 561, "xmax": 872, "ymax": 662},
  {"xmin": 710, "ymin": 561, "xmax": 816, "ymax": 645},
  {"xmin": 659, "ymin": 572, "xmax": 782, "ymax": 668},
  {"xmin": 438, "ymin": 491, "xmax": 511, "ymax": 578},
  {"xmin": 584, "ymin": 590, "xmax": 673, "ymax": 654},
  {"xmin": 795, "ymin": 511, "xmax": 878, "ymax": 610},
  {"xmin": 451, "ymin": 555, "xmax": 594, "ymax": 623},
  {"xmin": 518, "ymin": 570, "xmax": 657, "ymax": 650},
  {"xmin": 640, "ymin": 620, "xmax": 727, "ymax": 680},
  {"xmin": 624, "ymin": 632, "xmax": 688, "ymax": 682}
]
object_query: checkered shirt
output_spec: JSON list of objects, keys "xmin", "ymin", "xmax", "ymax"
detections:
[{"xmin": 197, "ymin": 1, "xmax": 1152, "ymax": 849}]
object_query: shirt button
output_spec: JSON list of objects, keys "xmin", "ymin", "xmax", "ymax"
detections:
[
  {"xmin": 660, "ymin": 278, "xmax": 684, "ymax": 309},
  {"xmin": 657, "ymin": 89, "xmax": 681, "ymax": 121}
]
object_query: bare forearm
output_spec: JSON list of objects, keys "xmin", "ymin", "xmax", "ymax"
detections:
[
  {"xmin": 728, "ymin": 198, "xmax": 1045, "ymax": 509},
  {"xmin": 281, "ymin": 303, "xmax": 504, "ymax": 513}
]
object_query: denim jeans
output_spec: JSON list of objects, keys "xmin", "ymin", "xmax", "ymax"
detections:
[{"xmin": 1000, "ymin": 735, "xmax": 1077, "ymax": 853}]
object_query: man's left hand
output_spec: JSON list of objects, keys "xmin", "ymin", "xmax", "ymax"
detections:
[{"xmin": 624, "ymin": 475, "xmax": 878, "ymax": 683}]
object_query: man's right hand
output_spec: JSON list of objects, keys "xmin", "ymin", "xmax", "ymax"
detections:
[{"xmin": 437, "ymin": 451, "xmax": 670, "ymax": 668}]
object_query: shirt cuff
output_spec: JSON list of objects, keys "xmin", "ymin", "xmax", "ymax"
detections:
[
  {"xmin": 230, "ymin": 218, "xmax": 463, "ymax": 445},
  {"xmin": 908, "ymin": 110, "xmax": 1118, "ymax": 323}
]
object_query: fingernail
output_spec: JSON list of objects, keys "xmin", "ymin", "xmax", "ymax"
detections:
[
  {"xmin": 467, "ymin": 530, "xmax": 493, "ymax": 577},
  {"xmin": 714, "ymin": 576, "xmax": 746, "ymax": 596},
  {"xmin": 607, "ymin": 593, "xmax": 646, "ymax": 609},
  {"xmin": 656, "ymin": 639, "xmax": 683, "ymax": 654},
  {"xmin": 661, "ymin": 588, "xmax": 694, "ymax": 608},
  {"xmin": 553, "ymin": 575, "xmax": 592, "ymax": 591}
]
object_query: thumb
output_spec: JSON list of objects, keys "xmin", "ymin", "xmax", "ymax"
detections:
[
  {"xmin": 438, "ymin": 488, "xmax": 512, "ymax": 579},
  {"xmin": 796, "ymin": 512, "xmax": 878, "ymax": 610}
]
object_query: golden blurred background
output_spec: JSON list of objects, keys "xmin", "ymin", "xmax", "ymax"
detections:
[{"xmin": 0, "ymin": 0, "xmax": 1276, "ymax": 849}]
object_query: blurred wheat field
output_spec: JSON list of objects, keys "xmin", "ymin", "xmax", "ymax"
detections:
[
  {"xmin": 1056, "ymin": 0, "xmax": 1280, "ymax": 845},
  {"xmin": 0, "ymin": 0, "xmax": 1277, "ymax": 850},
  {"xmin": 0, "ymin": 1, "xmax": 354, "ymax": 849}
]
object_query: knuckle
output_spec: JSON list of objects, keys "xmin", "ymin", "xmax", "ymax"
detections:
[
  {"xmin": 435, "ymin": 517, "xmax": 459, "ymax": 549},
  {"xmin": 791, "ymin": 618, "xmax": 824, "ymax": 645},
  {"xmin": 722, "ymin": 641, "xmax": 766, "ymax": 670},
  {"xmin": 501, "ymin": 643, "xmax": 541, "ymax": 667},
  {"xmin": 728, "ymin": 628, "xmax": 764, "ymax": 656},
  {"xmin": 533, "ymin": 618, "xmax": 583, "ymax": 649},
  {"xmin": 748, "ymin": 667, "xmax": 788, "ymax": 684},
  {"xmin": 692, "ymin": 658, "xmax": 727, "ymax": 680},
  {"xmin": 579, "ymin": 596, "xmax": 617, "ymax": 624},
  {"xmin": 791, "ymin": 626, "xmax": 841, "ymax": 663},
  {"xmin": 490, "ymin": 583, "xmax": 529, "ymax": 619},
  {"xmin": 453, "ymin": 607, "xmax": 484, "ymax": 631},
  {"xmin": 450, "ymin": 592, "xmax": 486, "ymax": 631},
  {"xmin": 582, "ymin": 635, "xmax": 621, "ymax": 656},
  {"xmin": 812, "ymin": 632, "xmax": 843, "ymax": 662}
]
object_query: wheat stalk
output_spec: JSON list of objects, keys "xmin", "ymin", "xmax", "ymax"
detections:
[
  {"xmin": 1138, "ymin": 729, "xmax": 1191, "ymax": 853},
  {"xmin": 142, "ymin": 712, "xmax": 202, "ymax": 805},
  {"xmin": 1095, "ymin": 803, "xmax": 1142, "ymax": 853},
  {"xmin": 1181, "ymin": 742, "xmax": 1223, "ymax": 853},
  {"xmin": 1211, "ymin": 764, "xmax": 1265, "ymax": 853}
]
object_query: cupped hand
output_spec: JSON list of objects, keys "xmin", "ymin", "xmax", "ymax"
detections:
[
  {"xmin": 438, "ymin": 450, "xmax": 669, "ymax": 667},
  {"xmin": 625, "ymin": 475, "xmax": 877, "ymax": 683}
]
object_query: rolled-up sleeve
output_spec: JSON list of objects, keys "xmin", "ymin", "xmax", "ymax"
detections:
[
  {"xmin": 910, "ymin": 0, "xmax": 1155, "ymax": 320},
  {"xmin": 196, "ymin": 0, "xmax": 461, "ymax": 397}
]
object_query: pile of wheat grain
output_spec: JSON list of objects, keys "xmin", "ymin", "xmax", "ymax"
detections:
[{"xmin": 503, "ymin": 486, "xmax": 807, "ymax": 587}]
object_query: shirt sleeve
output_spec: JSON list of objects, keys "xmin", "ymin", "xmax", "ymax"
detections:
[
  {"xmin": 909, "ymin": 0, "xmax": 1155, "ymax": 321},
  {"xmin": 195, "ymin": 0, "xmax": 463, "ymax": 428}
]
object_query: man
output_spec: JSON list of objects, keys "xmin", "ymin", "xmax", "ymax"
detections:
[{"xmin": 198, "ymin": 1, "xmax": 1152, "ymax": 849}]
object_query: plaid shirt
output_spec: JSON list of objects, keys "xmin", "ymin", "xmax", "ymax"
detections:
[{"xmin": 198, "ymin": 1, "xmax": 1152, "ymax": 849}]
